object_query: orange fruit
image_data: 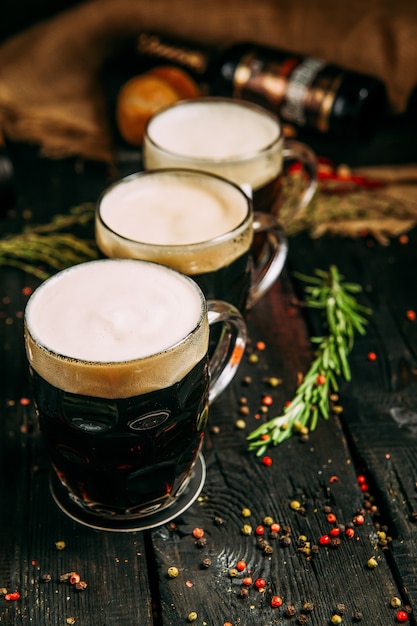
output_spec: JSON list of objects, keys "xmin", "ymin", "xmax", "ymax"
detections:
[
  {"xmin": 116, "ymin": 73, "xmax": 180, "ymax": 146},
  {"xmin": 150, "ymin": 66, "xmax": 201, "ymax": 100}
]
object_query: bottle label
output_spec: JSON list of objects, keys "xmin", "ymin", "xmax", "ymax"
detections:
[
  {"xmin": 233, "ymin": 51, "xmax": 341, "ymax": 133},
  {"xmin": 281, "ymin": 58, "xmax": 325, "ymax": 125}
]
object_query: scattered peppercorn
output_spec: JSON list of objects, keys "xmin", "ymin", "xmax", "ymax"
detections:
[
  {"xmin": 331, "ymin": 614, "xmax": 342, "ymax": 624},
  {"xmin": 201, "ymin": 558, "xmax": 212, "ymax": 569},
  {"xmin": 406, "ymin": 310, "xmax": 416, "ymax": 321},
  {"xmin": 229, "ymin": 568, "xmax": 239, "ymax": 578},
  {"xmin": 367, "ymin": 351, "xmax": 377, "ymax": 361},
  {"xmin": 302, "ymin": 602, "xmax": 314, "ymax": 613},
  {"xmin": 353, "ymin": 610, "xmax": 363, "ymax": 622},
  {"xmin": 241, "ymin": 507, "xmax": 251, "ymax": 517},
  {"xmin": 335, "ymin": 603, "xmax": 346, "ymax": 615},
  {"xmin": 255, "ymin": 577, "xmax": 266, "ymax": 590},
  {"xmin": 41, "ymin": 574, "xmax": 52, "ymax": 583},
  {"xmin": 367, "ymin": 556, "xmax": 378, "ymax": 569},
  {"xmin": 195, "ymin": 537, "xmax": 207, "ymax": 548},
  {"xmin": 396, "ymin": 610, "xmax": 409, "ymax": 622},
  {"xmin": 192, "ymin": 527, "xmax": 204, "ymax": 539},
  {"xmin": 214, "ymin": 516, "xmax": 224, "ymax": 525},
  {"xmin": 270, "ymin": 595, "xmax": 283, "ymax": 608},
  {"xmin": 255, "ymin": 525, "xmax": 265, "ymax": 535},
  {"xmin": 391, "ymin": 597, "xmax": 402, "ymax": 608},
  {"xmin": 55, "ymin": 541, "xmax": 66, "ymax": 550},
  {"xmin": 285, "ymin": 605, "xmax": 296, "ymax": 617},
  {"xmin": 242, "ymin": 576, "xmax": 253, "ymax": 586},
  {"xmin": 187, "ymin": 611, "xmax": 198, "ymax": 622},
  {"xmin": 239, "ymin": 586, "xmax": 249, "ymax": 598},
  {"xmin": 319, "ymin": 534, "xmax": 331, "ymax": 546},
  {"xmin": 4, "ymin": 592, "xmax": 20, "ymax": 601},
  {"xmin": 235, "ymin": 418, "xmax": 247, "ymax": 429},
  {"xmin": 75, "ymin": 581, "xmax": 87, "ymax": 591},
  {"xmin": 297, "ymin": 615, "xmax": 308, "ymax": 625},
  {"xmin": 290, "ymin": 500, "xmax": 301, "ymax": 511},
  {"xmin": 236, "ymin": 560, "xmax": 246, "ymax": 572},
  {"xmin": 262, "ymin": 456, "xmax": 273, "ymax": 467},
  {"xmin": 270, "ymin": 523, "xmax": 281, "ymax": 533},
  {"xmin": 167, "ymin": 566, "xmax": 179, "ymax": 578}
]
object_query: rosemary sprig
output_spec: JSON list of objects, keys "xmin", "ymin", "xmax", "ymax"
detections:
[
  {"xmin": 0, "ymin": 203, "xmax": 98, "ymax": 280},
  {"xmin": 247, "ymin": 265, "xmax": 372, "ymax": 455}
]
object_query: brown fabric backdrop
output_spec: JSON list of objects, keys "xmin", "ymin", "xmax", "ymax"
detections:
[{"xmin": 0, "ymin": 0, "xmax": 416, "ymax": 162}]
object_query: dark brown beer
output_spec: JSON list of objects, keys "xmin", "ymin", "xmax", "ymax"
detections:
[{"xmin": 31, "ymin": 358, "xmax": 209, "ymax": 517}]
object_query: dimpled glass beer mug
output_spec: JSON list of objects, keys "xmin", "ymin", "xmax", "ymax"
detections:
[
  {"xmin": 95, "ymin": 169, "xmax": 287, "ymax": 315},
  {"xmin": 24, "ymin": 258, "xmax": 246, "ymax": 531},
  {"xmin": 142, "ymin": 97, "xmax": 318, "ymax": 217}
]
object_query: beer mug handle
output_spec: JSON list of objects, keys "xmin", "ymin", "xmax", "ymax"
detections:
[
  {"xmin": 281, "ymin": 139, "xmax": 318, "ymax": 222},
  {"xmin": 247, "ymin": 212, "xmax": 288, "ymax": 309},
  {"xmin": 207, "ymin": 301, "xmax": 247, "ymax": 404}
]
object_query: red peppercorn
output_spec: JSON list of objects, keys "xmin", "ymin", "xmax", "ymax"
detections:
[
  {"xmin": 367, "ymin": 351, "xmax": 377, "ymax": 361},
  {"xmin": 270, "ymin": 523, "xmax": 281, "ymax": 533},
  {"xmin": 327, "ymin": 513, "xmax": 337, "ymax": 523},
  {"xmin": 256, "ymin": 341, "xmax": 266, "ymax": 351},
  {"xmin": 236, "ymin": 560, "xmax": 246, "ymax": 572},
  {"xmin": 353, "ymin": 514, "xmax": 365, "ymax": 525},
  {"xmin": 255, "ymin": 577, "xmax": 266, "ymax": 589},
  {"xmin": 242, "ymin": 577, "xmax": 253, "ymax": 586},
  {"xmin": 270, "ymin": 595, "xmax": 283, "ymax": 608},
  {"xmin": 262, "ymin": 395, "xmax": 273, "ymax": 406},
  {"xmin": 255, "ymin": 525, "xmax": 265, "ymax": 535},
  {"xmin": 345, "ymin": 527, "xmax": 355, "ymax": 539},
  {"xmin": 360, "ymin": 483, "xmax": 369, "ymax": 492},
  {"xmin": 330, "ymin": 527, "xmax": 340, "ymax": 537},
  {"xmin": 262, "ymin": 456, "xmax": 273, "ymax": 467},
  {"xmin": 406, "ymin": 310, "xmax": 416, "ymax": 321},
  {"xmin": 319, "ymin": 534, "xmax": 331, "ymax": 545},
  {"xmin": 396, "ymin": 610, "xmax": 409, "ymax": 622},
  {"xmin": 5, "ymin": 592, "xmax": 20, "ymax": 601},
  {"xmin": 192, "ymin": 527, "xmax": 204, "ymax": 539},
  {"xmin": 357, "ymin": 475, "xmax": 367, "ymax": 484}
]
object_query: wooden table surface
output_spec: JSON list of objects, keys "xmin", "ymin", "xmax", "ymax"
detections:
[{"xmin": 1, "ymin": 132, "xmax": 417, "ymax": 626}]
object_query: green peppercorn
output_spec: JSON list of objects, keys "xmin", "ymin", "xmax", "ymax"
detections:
[
  {"xmin": 263, "ymin": 516, "xmax": 274, "ymax": 526},
  {"xmin": 241, "ymin": 524, "xmax": 252, "ymax": 535},
  {"xmin": 331, "ymin": 614, "xmax": 342, "ymax": 624},
  {"xmin": 167, "ymin": 566, "xmax": 179, "ymax": 578},
  {"xmin": 390, "ymin": 597, "xmax": 402, "ymax": 608},
  {"xmin": 187, "ymin": 611, "xmax": 198, "ymax": 622},
  {"xmin": 367, "ymin": 556, "xmax": 378, "ymax": 569},
  {"xmin": 235, "ymin": 418, "xmax": 247, "ymax": 429},
  {"xmin": 290, "ymin": 500, "xmax": 301, "ymax": 511},
  {"xmin": 229, "ymin": 568, "xmax": 239, "ymax": 578},
  {"xmin": 241, "ymin": 507, "xmax": 251, "ymax": 517}
]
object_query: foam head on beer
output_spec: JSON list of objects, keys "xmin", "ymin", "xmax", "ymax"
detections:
[
  {"xmin": 143, "ymin": 98, "xmax": 283, "ymax": 190},
  {"xmin": 24, "ymin": 259, "xmax": 209, "ymax": 398},
  {"xmin": 96, "ymin": 169, "xmax": 253, "ymax": 274}
]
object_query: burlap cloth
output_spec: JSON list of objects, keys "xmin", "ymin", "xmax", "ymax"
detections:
[{"xmin": 0, "ymin": 0, "xmax": 416, "ymax": 240}]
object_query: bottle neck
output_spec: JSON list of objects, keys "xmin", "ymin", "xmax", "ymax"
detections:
[{"xmin": 134, "ymin": 33, "xmax": 212, "ymax": 78}]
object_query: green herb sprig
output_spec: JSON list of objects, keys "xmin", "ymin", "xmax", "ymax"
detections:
[
  {"xmin": 0, "ymin": 203, "xmax": 98, "ymax": 280},
  {"xmin": 247, "ymin": 265, "xmax": 372, "ymax": 455}
]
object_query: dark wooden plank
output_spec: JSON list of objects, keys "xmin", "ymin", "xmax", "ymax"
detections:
[
  {"xmin": 150, "ymin": 273, "xmax": 407, "ymax": 625},
  {"xmin": 286, "ymin": 229, "xmax": 417, "ymax": 613},
  {"xmin": 0, "ymin": 242, "xmax": 154, "ymax": 626}
]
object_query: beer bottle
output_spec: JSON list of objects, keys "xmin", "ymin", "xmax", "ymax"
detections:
[{"xmin": 132, "ymin": 32, "xmax": 388, "ymax": 140}]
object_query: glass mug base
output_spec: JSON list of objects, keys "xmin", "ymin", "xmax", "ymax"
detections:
[{"xmin": 50, "ymin": 454, "xmax": 206, "ymax": 532}]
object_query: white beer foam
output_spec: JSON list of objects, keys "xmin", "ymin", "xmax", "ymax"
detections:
[
  {"xmin": 96, "ymin": 171, "xmax": 253, "ymax": 274},
  {"xmin": 100, "ymin": 173, "xmax": 246, "ymax": 245},
  {"xmin": 144, "ymin": 100, "xmax": 283, "ymax": 189},
  {"xmin": 25, "ymin": 259, "xmax": 208, "ymax": 398}
]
